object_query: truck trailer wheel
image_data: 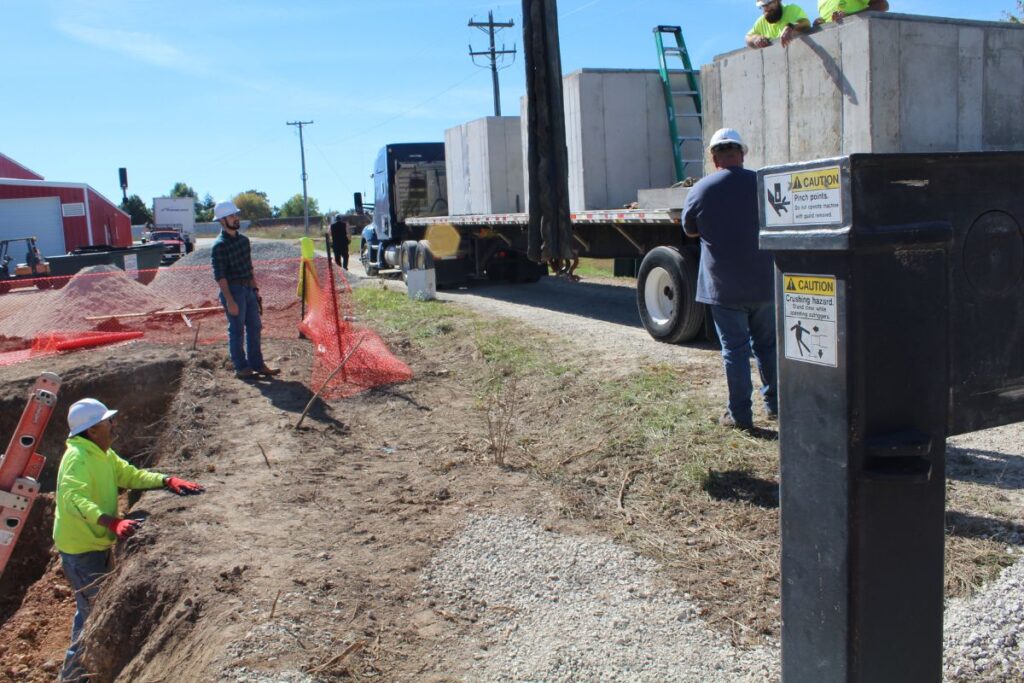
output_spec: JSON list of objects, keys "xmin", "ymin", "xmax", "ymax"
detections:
[
  {"xmin": 636, "ymin": 246, "xmax": 704, "ymax": 343},
  {"xmin": 512, "ymin": 255, "xmax": 547, "ymax": 283},
  {"xmin": 360, "ymin": 241, "xmax": 379, "ymax": 276}
]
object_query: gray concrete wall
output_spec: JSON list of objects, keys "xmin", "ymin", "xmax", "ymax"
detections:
[
  {"xmin": 565, "ymin": 69, "xmax": 678, "ymax": 210},
  {"xmin": 522, "ymin": 69, "xmax": 686, "ymax": 211},
  {"xmin": 701, "ymin": 12, "xmax": 1024, "ymax": 171},
  {"xmin": 445, "ymin": 116, "xmax": 524, "ymax": 215}
]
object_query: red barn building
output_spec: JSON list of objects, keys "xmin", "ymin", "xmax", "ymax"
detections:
[{"xmin": 0, "ymin": 153, "xmax": 132, "ymax": 258}]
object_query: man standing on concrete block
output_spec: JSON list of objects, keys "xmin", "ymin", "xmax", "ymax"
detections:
[
  {"xmin": 814, "ymin": 0, "xmax": 888, "ymax": 25},
  {"xmin": 682, "ymin": 128, "xmax": 778, "ymax": 430},
  {"xmin": 746, "ymin": 0, "xmax": 811, "ymax": 49}
]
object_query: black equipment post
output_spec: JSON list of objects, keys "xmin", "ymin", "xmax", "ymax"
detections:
[{"xmin": 759, "ymin": 152, "xmax": 1024, "ymax": 683}]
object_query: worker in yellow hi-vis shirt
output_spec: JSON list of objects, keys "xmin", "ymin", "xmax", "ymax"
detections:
[
  {"xmin": 746, "ymin": 0, "xmax": 811, "ymax": 49},
  {"xmin": 815, "ymin": 0, "xmax": 889, "ymax": 25},
  {"xmin": 54, "ymin": 398, "xmax": 204, "ymax": 683}
]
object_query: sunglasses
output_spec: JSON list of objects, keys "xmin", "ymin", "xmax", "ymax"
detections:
[{"xmin": 713, "ymin": 143, "xmax": 743, "ymax": 152}]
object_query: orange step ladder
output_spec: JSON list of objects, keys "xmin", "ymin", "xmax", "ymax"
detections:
[{"xmin": 0, "ymin": 372, "xmax": 61, "ymax": 578}]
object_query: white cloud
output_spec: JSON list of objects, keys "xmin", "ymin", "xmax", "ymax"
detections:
[{"xmin": 56, "ymin": 22, "xmax": 210, "ymax": 73}]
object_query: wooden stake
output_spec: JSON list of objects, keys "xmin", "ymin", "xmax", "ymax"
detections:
[
  {"xmin": 294, "ymin": 334, "xmax": 366, "ymax": 429},
  {"xmin": 190, "ymin": 321, "xmax": 201, "ymax": 351},
  {"xmin": 257, "ymin": 442, "xmax": 272, "ymax": 469},
  {"xmin": 309, "ymin": 640, "xmax": 367, "ymax": 674},
  {"xmin": 85, "ymin": 306, "xmax": 222, "ymax": 321},
  {"xmin": 618, "ymin": 468, "xmax": 643, "ymax": 526},
  {"xmin": 269, "ymin": 590, "xmax": 281, "ymax": 619}
]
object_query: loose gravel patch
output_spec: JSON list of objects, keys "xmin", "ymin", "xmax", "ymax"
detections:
[{"xmin": 423, "ymin": 515, "xmax": 780, "ymax": 682}]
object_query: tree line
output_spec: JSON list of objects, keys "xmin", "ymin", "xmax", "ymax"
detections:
[{"xmin": 119, "ymin": 182, "xmax": 321, "ymax": 225}]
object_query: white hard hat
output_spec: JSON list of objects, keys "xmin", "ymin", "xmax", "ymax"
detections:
[
  {"xmin": 755, "ymin": 0, "xmax": 777, "ymax": 6},
  {"xmin": 708, "ymin": 128, "xmax": 748, "ymax": 154},
  {"xmin": 214, "ymin": 200, "xmax": 240, "ymax": 221},
  {"xmin": 68, "ymin": 398, "xmax": 117, "ymax": 438}
]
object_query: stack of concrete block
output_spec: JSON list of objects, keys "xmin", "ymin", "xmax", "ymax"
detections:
[
  {"xmin": 701, "ymin": 12, "xmax": 1024, "ymax": 172},
  {"xmin": 444, "ymin": 116, "xmax": 524, "ymax": 215},
  {"xmin": 522, "ymin": 69, "xmax": 689, "ymax": 211}
]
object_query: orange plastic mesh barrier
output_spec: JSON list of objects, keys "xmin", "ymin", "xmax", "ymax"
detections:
[
  {"xmin": 0, "ymin": 244, "xmax": 413, "ymax": 399},
  {"xmin": 298, "ymin": 254, "xmax": 412, "ymax": 400}
]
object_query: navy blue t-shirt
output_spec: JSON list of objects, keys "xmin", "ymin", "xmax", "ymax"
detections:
[{"xmin": 681, "ymin": 167, "xmax": 774, "ymax": 306}]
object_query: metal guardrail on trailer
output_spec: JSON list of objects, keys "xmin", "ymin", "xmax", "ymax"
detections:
[
  {"xmin": 407, "ymin": 208, "xmax": 681, "ymax": 226},
  {"xmin": 406, "ymin": 208, "xmax": 706, "ymax": 344}
]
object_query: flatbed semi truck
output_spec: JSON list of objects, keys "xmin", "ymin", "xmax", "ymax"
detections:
[
  {"xmin": 405, "ymin": 208, "xmax": 705, "ymax": 343},
  {"xmin": 360, "ymin": 142, "xmax": 706, "ymax": 343}
]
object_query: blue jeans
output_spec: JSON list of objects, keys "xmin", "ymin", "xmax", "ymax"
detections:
[
  {"xmin": 710, "ymin": 303, "xmax": 778, "ymax": 427},
  {"xmin": 60, "ymin": 550, "xmax": 111, "ymax": 682},
  {"xmin": 220, "ymin": 284, "xmax": 264, "ymax": 372}
]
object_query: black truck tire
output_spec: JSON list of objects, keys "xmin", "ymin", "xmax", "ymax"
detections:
[
  {"xmin": 636, "ymin": 246, "xmax": 704, "ymax": 343},
  {"xmin": 360, "ymin": 241, "xmax": 379, "ymax": 276},
  {"xmin": 512, "ymin": 255, "xmax": 547, "ymax": 283}
]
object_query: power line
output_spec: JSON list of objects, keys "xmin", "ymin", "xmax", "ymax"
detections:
[
  {"xmin": 469, "ymin": 10, "xmax": 517, "ymax": 116},
  {"xmin": 286, "ymin": 120, "xmax": 314, "ymax": 232}
]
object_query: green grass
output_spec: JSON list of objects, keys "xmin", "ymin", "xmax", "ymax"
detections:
[
  {"xmin": 593, "ymin": 364, "xmax": 771, "ymax": 490},
  {"xmin": 351, "ymin": 284, "xmax": 459, "ymax": 341},
  {"xmin": 241, "ymin": 227, "xmax": 360, "ymax": 253},
  {"xmin": 573, "ymin": 258, "xmax": 617, "ymax": 278},
  {"xmin": 352, "ymin": 285, "xmax": 575, "ymax": 397}
]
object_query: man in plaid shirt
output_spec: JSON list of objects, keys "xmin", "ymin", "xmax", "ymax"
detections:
[{"xmin": 211, "ymin": 200, "xmax": 280, "ymax": 379}]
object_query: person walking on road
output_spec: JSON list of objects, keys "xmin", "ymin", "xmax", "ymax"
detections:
[
  {"xmin": 682, "ymin": 128, "xmax": 778, "ymax": 430},
  {"xmin": 211, "ymin": 200, "xmax": 280, "ymax": 379},
  {"xmin": 329, "ymin": 215, "xmax": 350, "ymax": 270},
  {"xmin": 54, "ymin": 398, "xmax": 204, "ymax": 683}
]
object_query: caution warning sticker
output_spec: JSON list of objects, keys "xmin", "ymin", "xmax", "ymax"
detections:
[
  {"xmin": 783, "ymin": 273, "xmax": 838, "ymax": 367},
  {"xmin": 764, "ymin": 165, "xmax": 843, "ymax": 227}
]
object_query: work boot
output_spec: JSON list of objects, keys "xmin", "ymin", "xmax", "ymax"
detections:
[
  {"xmin": 256, "ymin": 366, "xmax": 281, "ymax": 377},
  {"xmin": 235, "ymin": 368, "xmax": 256, "ymax": 379},
  {"xmin": 718, "ymin": 411, "xmax": 754, "ymax": 431}
]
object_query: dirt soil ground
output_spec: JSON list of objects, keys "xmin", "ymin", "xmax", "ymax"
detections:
[{"xmin": 0, "ymin": 269, "xmax": 1020, "ymax": 682}]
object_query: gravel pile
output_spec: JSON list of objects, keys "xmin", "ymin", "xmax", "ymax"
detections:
[
  {"xmin": 173, "ymin": 239, "xmax": 302, "ymax": 268},
  {"xmin": 422, "ymin": 515, "xmax": 780, "ymax": 682},
  {"xmin": 0, "ymin": 264, "xmax": 175, "ymax": 338},
  {"xmin": 153, "ymin": 240, "xmax": 305, "ymax": 309},
  {"xmin": 425, "ymin": 513, "xmax": 1024, "ymax": 682},
  {"xmin": 944, "ymin": 554, "xmax": 1024, "ymax": 680}
]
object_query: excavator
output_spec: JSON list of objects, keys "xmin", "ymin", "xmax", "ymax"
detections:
[{"xmin": 0, "ymin": 237, "xmax": 53, "ymax": 294}]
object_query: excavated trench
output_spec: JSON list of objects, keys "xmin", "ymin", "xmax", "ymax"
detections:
[{"xmin": 0, "ymin": 354, "xmax": 186, "ymax": 634}]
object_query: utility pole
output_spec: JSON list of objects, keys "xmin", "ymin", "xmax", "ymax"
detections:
[
  {"xmin": 286, "ymin": 120, "xmax": 314, "ymax": 233},
  {"xmin": 469, "ymin": 11, "xmax": 516, "ymax": 116}
]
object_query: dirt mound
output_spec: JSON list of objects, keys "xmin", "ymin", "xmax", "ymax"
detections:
[
  {"xmin": 0, "ymin": 266, "xmax": 176, "ymax": 340},
  {"xmin": 151, "ymin": 241, "xmax": 305, "ymax": 311},
  {"xmin": 0, "ymin": 556, "xmax": 75, "ymax": 681}
]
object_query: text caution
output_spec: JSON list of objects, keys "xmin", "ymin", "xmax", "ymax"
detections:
[
  {"xmin": 764, "ymin": 166, "xmax": 843, "ymax": 227},
  {"xmin": 783, "ymin": 273, "xmax": 838, "ymax": 368}
]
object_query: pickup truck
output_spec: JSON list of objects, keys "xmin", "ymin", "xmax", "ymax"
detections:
[{"xmin": 141, "ymin": 229, "xmax": 194, "ymax": 266}]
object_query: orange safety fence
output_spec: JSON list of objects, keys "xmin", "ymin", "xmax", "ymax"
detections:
[{"xmin": 0, "ymin": 244, "xmax": 412, "ymax": 399}]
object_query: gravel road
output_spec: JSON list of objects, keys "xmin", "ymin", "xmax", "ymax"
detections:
[{"xmin": 354, "ymin": 263, "xmax": 1024, "ymax": 681}]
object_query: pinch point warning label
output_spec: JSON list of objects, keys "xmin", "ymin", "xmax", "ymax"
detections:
[{"xmin": 764, "ymin": 165, "xmax": 843, "ymax": 228}]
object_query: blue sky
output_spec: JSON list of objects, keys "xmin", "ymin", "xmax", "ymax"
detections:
[{"xmin": 2, "ymin": 0, "xmax": 1015, "ymax": 216}]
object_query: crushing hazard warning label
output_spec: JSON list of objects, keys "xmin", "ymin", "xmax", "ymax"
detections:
[
  {"xmin": 783, "ymin": 273, "xmax": 837, "ymax": 367},
  {"xmin": 763, "ymin": 166, "xmax": 843, "ymax": 227}
]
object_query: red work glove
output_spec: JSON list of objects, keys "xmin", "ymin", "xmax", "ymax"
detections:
[
  {"xmin": 99, "ymin": 516, "xmax": 142, "ymax": 540},
  {"xmin": 165, "ymin": 476, "xmax": 205, "ymax": 496}
]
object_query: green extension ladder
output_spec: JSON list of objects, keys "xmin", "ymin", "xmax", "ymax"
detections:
[{"xmin": 653, "ymin": 26, "xmax": 703, "ymax": 182}]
